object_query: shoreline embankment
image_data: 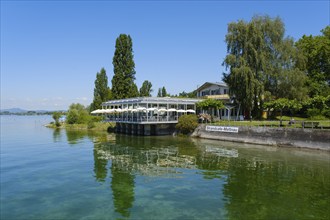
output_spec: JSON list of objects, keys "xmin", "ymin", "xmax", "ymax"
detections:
[{"xmin": 191, "ymin": 124, "xmax": 330, "ymax": 151}]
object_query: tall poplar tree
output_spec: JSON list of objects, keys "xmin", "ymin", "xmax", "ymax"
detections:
[
  {"xmin": 139, "ymin": 80, "xmax": 153, "ymax": 97},
  {"xmin": 111, "ymin": 34, "xmax": 137, "ymax": 99},
  {"xmin": 157, "ymin": 86, "xmax": 168, "ymax": 97},
  {"xmin": 91, "ymin": 68, "xmax": 111, "ymax": 111},
  {"xmin": 161, "ymin": 86, "xmax": 168, "ymax": 97},
  {"xmin": 157, "ymin": 88, "xmax": 162, "ymax": 97}
]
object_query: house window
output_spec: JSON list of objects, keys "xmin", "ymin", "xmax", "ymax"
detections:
[
  {"xmin": 202, "ymin": 90, "xmax": 210, "ymax": 96},
  {"xmin": 211, "ymin": 89, "xmax": 220, "ymax": 95},
  {"xmin": 224, "ymin": 89, "xmax": 227, "ymax": 94}
]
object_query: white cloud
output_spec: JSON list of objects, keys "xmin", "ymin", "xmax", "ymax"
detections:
[{"xmin": 75, "ymin": 97, "xmax": 88, "ymax": 101}]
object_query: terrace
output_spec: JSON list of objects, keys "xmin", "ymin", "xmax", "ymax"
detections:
[{"xmin": 92, "ymin": 97, "xmax": 200, "ymax": 124}]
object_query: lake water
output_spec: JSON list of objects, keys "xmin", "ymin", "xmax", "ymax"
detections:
[{"xmin": 1, "ymin": 115, "xmax": 329, "ymax": 219}]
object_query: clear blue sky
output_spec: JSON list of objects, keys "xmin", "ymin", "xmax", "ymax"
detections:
[{"xmin": 1, "ymin": 0, "xmax": 329, "ymax": 110}]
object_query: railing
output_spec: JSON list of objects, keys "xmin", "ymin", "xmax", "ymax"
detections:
[
  {"xmin": 205, "ymin": 94, "xmax": 230, "ymax": 100},
  {"xmin": 104, "ymin": 115, "xmax": 179, "ymax": 123}
]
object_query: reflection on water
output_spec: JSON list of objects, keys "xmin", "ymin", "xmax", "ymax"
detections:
[
  {"xmin": 111, "ymin": 164, "xmax": 135, "ymax": 218},
  {"xmin": 2, "ymin": 116, "xmax": 328, "ymax": 220},
  {"xmin": 52, "ymin": 128, "xmax": 62, "ymax": 143},
  {"xmin": 88, "ymin": 134, "xmax": 330, "ymax": 219}
]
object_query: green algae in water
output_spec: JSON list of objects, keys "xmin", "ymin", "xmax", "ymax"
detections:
[{"xmin": 1, "ymin": 116, "xmax": 329, "ymax": 219}]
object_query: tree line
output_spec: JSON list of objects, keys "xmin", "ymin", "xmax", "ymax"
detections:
[
  {"xmin": 223, "ymin": 15, "xmax": 329, "ymax": 119},
  {"xmin": 68, "ymin": 15, "xmax": 329, "ymax": 123},
  {"xmin": 89, "ymin": 34, "xmax": 182, "ymax": 112}
]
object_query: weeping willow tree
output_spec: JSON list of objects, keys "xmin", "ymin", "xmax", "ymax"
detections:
[{"xmin": 223, "ymin": 15, "xmax": 307, "ymax": 119}]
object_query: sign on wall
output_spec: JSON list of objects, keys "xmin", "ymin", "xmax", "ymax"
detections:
[{"xmin": 205, "ymin": 125, "xmax": 239, "ymax": 133}]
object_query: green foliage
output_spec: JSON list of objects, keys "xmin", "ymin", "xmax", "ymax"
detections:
[
  {"xmin": 87, "ymin": 121, "xmax": 96, "ymax": 129},
  {"xmin": 139, "ymin": 80, "xmax": 153, "ymax": 97},
  {"xmin": 66, "ymin": 109, "xmax": 79, "ymax": 124},
  {"xmin": 223, "ymin": 15, "xmax": 308, "ymax": 118},
  {"xmin": 264, "ymin": 98, "xmax": 302, "ymax": 124},
  {"xmin": 52, "ymin": 111, "xmax": 62, "ymax": 127},
  {"xmin": 322, "ymin": 109, "xmax": 330, "ymax": 119},
  {"xmin": 264, "ymin": 98, "xmax": 302, "ymax": 112},
  {"xmin": 176, "ymin": 114, "xmax": 199, "ymax": 134},
  {"xmin": 276, "ymin": 69, "xmax": 308, "ymax": 101},
  {"xmin": 111, "ymin": 34, "xmax": 137, "ymax": 99},
  {"xmin": 296, "ymin": 26, "xmax": 330, "ymax": 97},
  {"xmin": 196, "ymin": 99, "xmax": 224, "ymax": 110},
  {"xmin": 157, "ymin": 86, "xmax": 168, "ymax": 97},
  {"xmin": 178, "ymin": 90, "xmax": 197, "ymax": 98},
  {"xmin": 161, "ymin": 87, "xmax": 168, "ymax": 97},
  {"xmin": 302, "ymin": 95, "xmax": 330, "ymax": 118},
  {"xmin": 303, "ymin": 95, "xmax": 329, "ymax": 110},
  {"xmin": 66, "ymin": 103, "xmax": 90, "ymax": 124},
  {"xmin": 306, "ymin": 108, "xmax": 322, "ymax": 119},
  {"xmin": 130, "ymin": 83, "xmax": 139, "ymax": 98},
  {"xmin": 157, "ymin": 88, "xmax": 162, "ymax": 97},
  {"xmin": 91, "ymin": 68, "xmax": 111, "ymax": 111}
]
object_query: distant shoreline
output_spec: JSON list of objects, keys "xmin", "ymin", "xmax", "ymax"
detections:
[{"xmin": 0, "ymin": 112, "xmax": 55, "ymax": 116}]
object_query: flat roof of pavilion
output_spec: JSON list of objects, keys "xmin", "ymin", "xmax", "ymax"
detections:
[{"xmin": 102, "ymin": 97, "xmax": 201, "ymax": 106}]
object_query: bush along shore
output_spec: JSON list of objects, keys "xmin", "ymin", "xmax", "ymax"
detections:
[
  {"xmin": 45, "ymin": 121, "xmax": 115, "ymax": 132},
  {"xmin": 47, "ymin": 105, "xmax": 116, "ymax": 132}
]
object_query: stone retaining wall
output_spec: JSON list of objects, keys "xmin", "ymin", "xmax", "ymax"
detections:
[{"xmin": 192, "ymin": 125, "xmax": 330, "ymax": 151}]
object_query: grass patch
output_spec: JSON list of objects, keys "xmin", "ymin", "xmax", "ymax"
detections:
[
  {"xmin": 212, "ymin": 118, "xmax": 330, "ymax": 129},
  {"xmin": 65, "ymin": 122, "xmax": 115, "ymax": 131},
  {"xmin": 46, "ymin": 121, "xmax": 116, "ymax": 132}
]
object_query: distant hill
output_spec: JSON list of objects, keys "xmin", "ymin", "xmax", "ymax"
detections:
[
  {"xmin": 1, "ymin": 108, "xmax": 28, "ymax": 113},
  {"xmin": 0, "ymin": 108, "xmax": 63, "ymax": 115}
]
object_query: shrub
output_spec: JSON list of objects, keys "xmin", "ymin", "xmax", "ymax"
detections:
[
  {"xmin": 322, "ymin": 109, "xmax": 330, "ymax": 119},
  {"xmin": 90, "ymin": 116, "xmax": 102, "ymax": 123},
  {"xmin": 66, "ymin": 103, "xmax": 92, "ymax": 124},
  {"xmin": 87, "ymin": 121, "xmax": 96, "ymax": 129},
  {"xmin": 306, "ymin": 108, "xmax": 321, "ymax": 119},
  {"xmin": 52, "ymin": 111, "xmax": 62, "ymax": 127},
  {"xmin": 176, "ymin": 114, "xmax": 198, "ymax": 134},
  {"xmin": 66, "ymin": 109, "xmax": 79, "ymax": 124},
  {"xmin": 76, "ymin": 110, "xmax": 90, "ymax": 124}
]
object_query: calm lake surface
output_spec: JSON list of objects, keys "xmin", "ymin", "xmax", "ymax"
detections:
[{"xmin": 1, "ymin": 115, "xmax": 329, "ymax": 220}]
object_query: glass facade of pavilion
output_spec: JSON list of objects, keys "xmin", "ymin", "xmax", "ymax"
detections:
[{"xmin": 100, "ymin": 97, "xmax": 200, "ymax": 124}]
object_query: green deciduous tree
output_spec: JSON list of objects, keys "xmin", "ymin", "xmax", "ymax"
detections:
[
  {"xmin": 91, "ymin": 68, "xmax": 111, "ymax": 111},
  {"xmin": 302, "ymin": 95, "xmax": 330, "ymax": 118},
  {"xmin": 178, "ymin": 90, "xmax": 197, "ymax": 98},
  {"xmin": 66, "ymin": 103, "xmax": 90, "ymax": 124},
  {"xmin": 52, "ymin": 111, "xmax": 62, "ymax": 127},
  {"xmin": 295, "ymin": 26, "xmax": 330, "ymax": 97},
  {"xmin": 139, "ymin": 80, "xmax": 153, "ymax": 97},
  {"xmin": 111, "ymin": 34, "xmax": 138, "ymax": 99},
  {"xmin": 264, "ymin": 98, "xmax": 302, "ymax": 125},
  {"xmin": 223, "ymin": 15, "xmax": 307, "ymax": 118},
  {"xmin": 276, "ymin": 68, "xmax": 308, "ymax": 101},
  {"xmin": 196, "ymin": 99, "xmax": 224, "ymax": 110},
  {"xmin": 157, "ymin": 86, "xmax": 168, "ymax": 97}
]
